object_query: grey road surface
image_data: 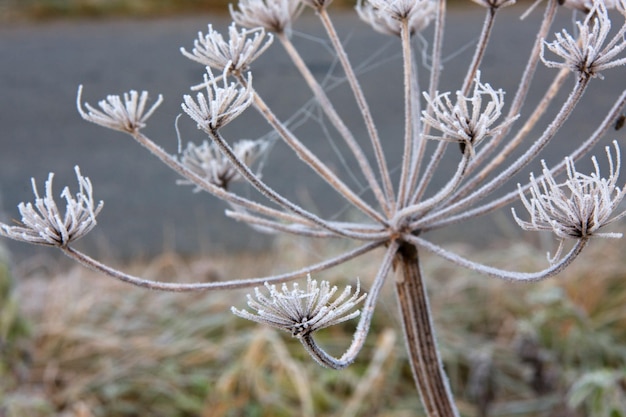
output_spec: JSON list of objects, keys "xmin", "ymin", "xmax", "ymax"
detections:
[{"xmin": 1, "ymin": 5, "xmax": 624, "ymax": 262}]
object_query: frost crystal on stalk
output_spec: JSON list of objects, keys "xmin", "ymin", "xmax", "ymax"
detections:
[
  {"xmin": 357, "ymin": 0, "xmax": 436, "ymax": 36},
  {"xmin": 230, "ymin": 0, "xmax": 304, "ymax": 34},
  {"xmin": 231, "ymin": 276, "xmax": 366, "ymax": 337},
  {"xmin": 513, "ymin": 141, "xmax": 626, "ymax": 254},
  {"xmin": 421, "ymin": 72, "xmax": 517, "ymax": 156},
  {"xmin": 180, "ymin": 23, "xmax": 273, "ymax": 76},
  {"xmin": 178, "ymin": 139, "xmax": 269, "ymax": 190},
  {"xmin": 76, "ymin": 86, "xmax": 163, "ymax": 133},
  {"xmin": 541, "ymin": 0, "xmax": 626, "ymax": 78},
  {"xmin": 0, "ymin": 166, "xmax": 103, "ymax": 247},
  {"xmin": 181, "ymin": 67, "xmax": 254, "ymax": 131}
]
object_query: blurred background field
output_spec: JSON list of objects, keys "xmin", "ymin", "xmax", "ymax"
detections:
[
  {"xmin": 1, "ymin": 231, "xmax": 625, "ymax": 417},
  {"xmin": 1, "ymin": 0, "xmax": 360, "ymax": 20}
]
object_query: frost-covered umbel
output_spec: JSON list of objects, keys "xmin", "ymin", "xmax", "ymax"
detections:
[
  {"xmin": 181, "ymin": 67, "xmax": 254, "ymax": 131},
  {"xmin": 356, "ymin": 0, "xmax": 437, "ymax": 36},
  {"xmin": 0, "ymin": 166, "xmax": 102, "ymax": 247},
  {"xmin": 178, "ymin": 139, "xmax": 269, "ymax": 190},
  {"xmin": 232, "ymin": 276, "xmax": 366, "ymax": 337},
  {"xmin": 513, "ymin": 141, "xmax": 626, "ymax": 246},
  {"xmin": 2, "ymin": 0, "xmax": 626, "ymax": 415},
  {"xmin": 180, "ymin": 23, "xmax": 273, "ymax": 76},
  {"xmin": 229, "ymin": 0, "xmax": 304, "ymax": 34},
  {"xmin": 421, "ymin": 72, "xmax": 518, "ymax": 156},
  {"xmin": 541, "ymin": 0, "xmax": 626, "ymax": 78},
  {"xmin": 77, "ymin": 86, "xmax": 163, "ymax": 133}
]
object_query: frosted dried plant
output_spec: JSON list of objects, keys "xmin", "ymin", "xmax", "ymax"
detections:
[
  {"xmin": 76, "ymin": 86, "xmax": 163, "ymax": 133},
  {"xmin": 421, "ymin": 71, "xmax": 519, "ymax": 156},
  {"xmin": 0, "ymin": 166, "xmax": 102, "ymax": 247},
  {"xmin": 180, "ymin": 23, "xmax": 273, "ymax": 76},
  {"xmin": 178, "ymin": 138, "xmax": 269, "ymax": 190},
  {"xmin": 513, "ymin": 140, "xmax": 626, "ymax": 260},
  {"xmin": 541, "ymin": 0, "xmax": 626, "ymax": 78},
  {"xmin": 356, "ymin": 0, "xmax": 437, "ymax": 36},
  {"xmin": 229, "ymin": 0, "xmax": 304, "ymax": 34},
  {"xmin": 2, "ymin": 0, "xmax": 626, "ymax": 415}
]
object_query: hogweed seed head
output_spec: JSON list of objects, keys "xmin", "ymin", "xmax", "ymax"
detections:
[
  {"xmin": 181, "ymin": 67, "xmax": 254, "ymax": 131},
  {"xmin": 421, "ymin": 72, "xmax": 518, "ymax": 157},
  {"xmin": 178, "ymin": 138, "xmax": 269, "ymax": 190},
  {"xmin": 231, "ymin": 275, "xmax": 366, "ymax": 337},
  {"xmin": 512, "ymin": 141, "xmax": 626, "ymax": 244},
  {"xmin": 76, "ymin": 86, "xmax": 163, "ymax": 133},
  {"xmin": 230, "ymin": 0, "xmax": 304, "ymax": 34},
  {"xmin": 0, "ymin": 166, "xmax": 103, "ymax": 247},
  {"xmin": 180, "ymin": 23, "xmax": 273, "ymax": 76},
  {"xmin": 541, "ymin": 0, "xmax": 626, "ymax": 79},
  {"xmin": 356, "ymin": 0, "xmax": 437, "ymax": 36}
]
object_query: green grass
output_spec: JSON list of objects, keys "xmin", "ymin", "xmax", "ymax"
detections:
[{"xmin": 1, "ymin": 234, "xmax": 625, "ymax": 417}]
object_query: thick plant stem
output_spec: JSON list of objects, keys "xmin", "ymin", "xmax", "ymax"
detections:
[{"xmin": 395, "ymin": 242, "xmax": 458, "ymax": 417}]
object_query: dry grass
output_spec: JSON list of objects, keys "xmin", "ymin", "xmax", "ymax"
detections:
[{"xmin": 1, "ymin": 233, "xmax": 625, "ymax": 416}]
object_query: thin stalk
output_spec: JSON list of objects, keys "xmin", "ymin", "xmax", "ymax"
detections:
[
  {"xmin": 397, "ymin": 19, "xmax": 416, "ymax": 209},
  {"xmin": 456, "ymin": 0, "xmax": 559, "ymax": 185},
  {"xmin": 277, "ymin": 32, "xmax": 390, "ymax": 216},
  {"xmin": 298, "ymin": 241, "xmax": 398, "ymax": 369},
  {"xmin": 317, "ymin": 7, "xmax": 396, "ymax": 208},
  {"xmin": 208, "ymin": 127, "xmax": 382, "ymax": 241},
  {"xmin": 244, "ymin": 79, "xmax": 389, "ymax": 226},
  {"xmin": 129, "ymin": 131, "xmax": 328, "ymax": 229},
  {"xmin": 130, "ymin": 131, "xmax": 366, "ymax": 239},
  {"xmin": 411, "ymin": 0, "xmax": 447, "ymax": 204},
  {"xmin": 460, "ymin": 6, "xmax": 497, "ymax": 96},
  {"xmin": 60, "ymin": 240, "xmax": 385, "ymax": 292},
  {"xmin": 395, "ymin": 242, "xmax": 459, "ymax": 417},
  {"xmin": 406, "ymin": 234, "xmax": 588, "ymax": 282}
]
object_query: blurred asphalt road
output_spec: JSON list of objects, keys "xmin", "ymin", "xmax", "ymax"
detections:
[{"xmin": 1, "ymin": 4, "xmax": 624, "ymax": 262}]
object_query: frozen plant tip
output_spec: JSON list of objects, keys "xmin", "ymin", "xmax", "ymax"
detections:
[
  {"xmin": 178, "ymin": 138, "xmax": 269, "ymax": 190},
  {"xmin": 229, "ymin": 0, "xmax": 304, "ymax": 34},
  {"xmin": 513, "ymin": 141, "xmax": 626, "ymax": 259},
  {"xmin": 541, "ymin": 0, "xmax": 626, "ymax": 78},
  {"xmin": 421, "ymin": 72, "xmax": 518, "ymax": 156},
  {"xmin": 77, "ymin": 86, "xmax": 163, "ymax": 133},
  {"xmin": 181, "ymin": 67, "xmax": 253, "ymax": 131},
  {"xmin": 0, "ymin": 166, "xmax": 103, "ymax": 247},
  {"xmin": 231, "ymin": 276, "xmax": 366, "ymax": 338},
  {"xmin": 180, "ymin": 23, "xmax": 273, "ymax": 76},
  {"xmin": 356, "ymin": 0, "xmax": 437, "ymax": 36}
]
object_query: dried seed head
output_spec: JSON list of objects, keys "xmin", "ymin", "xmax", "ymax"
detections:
[
  {"xmin": 513, "ymin": 141, "xmax": 626, "ymax": 243},
  {"xmin": 76, "ymin": 86, "xmax": 163, "ymax": 133},
  {"xmin": 357, "ymin": 0, "xmax": 437, "ymax": 36},
  {"xmin": 230, "ymin": 0, "xmax": 304, "ymax": 34},
  {"xmin": 421, "ymin": 72, "xmax": 518, "ymax": 157},
  {"xmin": 231, "ymin": 275, "xmax": 366, "ymax": 337},
  {"xmin": 541, "ymin": 0, "xmax": 626, "ymax": 78},
  {"xmin": 0, "ymin": 166, "xmax": 103, "ymax": 247},
  {"xmin": 181, "ymin": 67, "xmax": 254, "ymax": 131},
  {"xmin": 180, "ymin": 23, "xmax": 273, "ymax": 76},
  {"xmin": 178, "ymin": 138, "xmax": 269, "ymax": 190}
]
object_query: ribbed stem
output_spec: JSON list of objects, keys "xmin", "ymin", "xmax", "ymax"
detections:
[{"xmin": 395, "ymin": 242, "xmax": 458, "ymax": 417}]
